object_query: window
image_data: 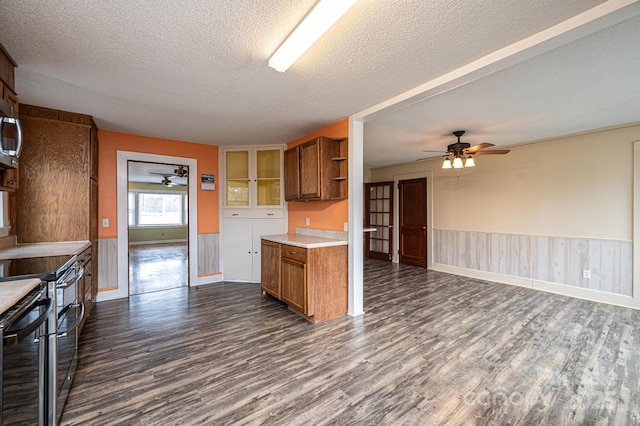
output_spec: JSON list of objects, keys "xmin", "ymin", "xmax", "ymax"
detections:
[{"xmin": 128, "ymin": 191, "xmax": 188, "ymax": 227}]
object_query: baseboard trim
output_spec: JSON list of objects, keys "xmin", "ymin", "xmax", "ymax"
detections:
[
  {"xmin": 128, "ymin": 239, "xmax": 187, "ymax": 246},
  {"xmin": 193, "ymin": 274, "xmax": 224, "ymax": 286},
  {"xmin": 430, "ymin": 263, "xmax": 636, "ymax": 310}
]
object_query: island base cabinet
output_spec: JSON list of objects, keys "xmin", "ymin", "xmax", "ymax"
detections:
[
  {"xmin": 261, "ymin": 239, "xmax": 347, "ymax": 323},
  {"xmin": 260, "ymin": 240, "xmax": 281, "ymax": 298},
  {"xmin": 281, "ymin": 257, "xmax": 308, "ymax": 315}
]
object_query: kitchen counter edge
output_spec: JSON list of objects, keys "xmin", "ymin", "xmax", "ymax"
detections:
[
  {"xmin": 261, "ymin": 234, "xmax": 347, "ymax": 249},
  {"xmin": 0, "ymin": 240, "xmax": 91, "ymax": 260}
]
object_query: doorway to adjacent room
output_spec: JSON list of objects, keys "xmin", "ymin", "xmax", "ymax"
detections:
[
  {"xmin": 398, "ymin": 177, "xmax": 428, "ymax": 267},
  {"xmin": 127, "ymin": 161, "xmax": 189, "ymax": 295}
]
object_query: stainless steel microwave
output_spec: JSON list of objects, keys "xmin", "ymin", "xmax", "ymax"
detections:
[{"xmin": 0, "ymin": 96, "xmax": 21, "ymax": 169}]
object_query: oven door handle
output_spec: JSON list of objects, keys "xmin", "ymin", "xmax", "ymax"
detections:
[
  {"xmin": 3, "ymin": 297, "xmax": 52, "ymax": 346},
  {"xmin": 57, "ymin": 265, "xmax": 84, "ymax": 289},
  {"xmin": 57, "ymin": 302, "xmax": 85, "ymax": 339}
]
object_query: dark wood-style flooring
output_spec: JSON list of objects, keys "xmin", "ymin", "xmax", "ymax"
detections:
[
  {"xmin": 61, "ymin": 259, "xmax": 640, "ymax": 425},
  {"xmin": 128, "ymin": 242, "xmax": 187, "ymax": 295}
]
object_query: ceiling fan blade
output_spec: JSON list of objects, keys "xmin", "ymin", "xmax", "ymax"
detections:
[
  {"xmin": 464, "ymin": 143, "xmax": 494, "ymax": 153},
  {"xmin": 150, "ymin": 172, "xmax": 178, "ymax": 178},
  {"xmin": 473, "ymin": 149, "xmax": 511, "ymax": 155}
]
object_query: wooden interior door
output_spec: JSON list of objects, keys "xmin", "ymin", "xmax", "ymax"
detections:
[
  {"xmin": 364, "ymin": 182, "xmax": 393, "ymax": 261},
  {"xmin": 399, "ymin": 178, "xmax": 427, "ymax": 267}
]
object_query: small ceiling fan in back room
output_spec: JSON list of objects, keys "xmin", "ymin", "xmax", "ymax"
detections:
[
  {"xmin": 423, "ymin": 130, "xmax": 510, "ymax": 169},
  {"xmin": 161, "ymin": 176, "xmax": 186, "ymax": 187}
]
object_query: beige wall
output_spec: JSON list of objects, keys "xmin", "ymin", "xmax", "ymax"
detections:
[{"xmin": 370, "ymin": 124, "xmax": 640, "ymax": 241}]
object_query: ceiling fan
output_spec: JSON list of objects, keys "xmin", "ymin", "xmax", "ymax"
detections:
[
  {"xmin": 149, "ymin": 165, "xmax": 188, "ymax": 179},
  {"xmin": 423, "ymin": 130, "xmax": 510, "ymax": 168},
  {"xmin": 161, "ymin": 176, "xmax": 186, "ymax": 187}
]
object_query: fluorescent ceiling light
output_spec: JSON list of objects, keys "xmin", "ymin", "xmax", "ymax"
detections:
[{"xmin": 269, "ymin": 0, "xmax": 357, "ymax": 72}]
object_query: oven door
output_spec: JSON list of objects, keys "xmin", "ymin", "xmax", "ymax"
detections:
[
  {"xmin": 1, "ymin": 288, "xmax": 52, "ymax": 426},
  {"xmin": 55, "ymin": 264, "xmax": 84, "ymax": 422}
]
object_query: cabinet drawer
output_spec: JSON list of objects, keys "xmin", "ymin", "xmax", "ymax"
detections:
[
  {"xmin": 223, "ymin": 208, "xmax": 253, "ymax": 218},
  {"xmin": 253, "ymin": 209, "xmax": 284, "ymax": 219},
  {"xmin": 76, "ymin": 247, "xmax": 92, "ymax": 267},
  {"xmin": 224, "ymin": 208, "xmax": 284, "ymax": 218},
  {"xmin": 281, "ymin": 244, "xmax": 306, "ymax": 262}
]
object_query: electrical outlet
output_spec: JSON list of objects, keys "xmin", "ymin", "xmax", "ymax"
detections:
[
  {"xmin": 583, "ymin": 270, "xmax": 591, "ymax": 279},
  {"xmin": 102, "ymin": 218, "xmax": 109, "ymax": 227},
  {"xmin": 305, "ymin": 217, "xmax": 310, "ymax": 226},
  {"xmin": 344, "ymin": 222, "xmax": 349, "ymax": 232}
]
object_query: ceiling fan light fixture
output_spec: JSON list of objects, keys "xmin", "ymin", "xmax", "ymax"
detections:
[
  {"xmin": 464, "ymin": 156, "xmax": 475, "ymax": 167},
  {"xmin": 452, "ymin": 156, "xmax": 464, "ymax": 169},
  {"xmin": 442, "ymin": 158, "xmax": 452, "ymax": 169},
  {"xmin": 268, "ymin": 0, "xmax": 357, "ymax": 72}
]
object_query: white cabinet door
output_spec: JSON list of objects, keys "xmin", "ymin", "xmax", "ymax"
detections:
[
  {"xmin": 252, "ymin": 219, "xmax": 285, "ymax": 281},
  {"xmin": 223, "ymin": 218, "xmax": 285, "ymax": 282},
  {"xmin": 222, "ymin": 219, "xmax": 253, "ymax": 281}
]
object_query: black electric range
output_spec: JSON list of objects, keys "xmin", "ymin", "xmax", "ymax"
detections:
[{"xmin": 0, "ymin": 254, "xmax": 77, "ymax": 282}]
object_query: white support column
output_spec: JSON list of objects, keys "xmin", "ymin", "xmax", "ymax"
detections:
[{"xmin": 348, "ymin": 117, "xmax": 364, "ymax": 317}]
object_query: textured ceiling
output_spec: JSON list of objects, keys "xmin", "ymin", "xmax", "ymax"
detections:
[{"xmin": 0, "ymin": 0, "xmax": 636, "ymax": 168}]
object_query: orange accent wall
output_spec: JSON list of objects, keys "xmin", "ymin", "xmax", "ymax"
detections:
[
  {"xmin": 286, "ymin": 119, "xmax": 348, "ymax": 233},
  {"xmin": 98, "ymin": 130, "xmax": 219, "ymax": 239}
]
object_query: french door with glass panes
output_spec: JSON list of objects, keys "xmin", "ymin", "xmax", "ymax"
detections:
[{"xmin": 365, "ymin": 182, "xmax": 393, "ymax": 261}]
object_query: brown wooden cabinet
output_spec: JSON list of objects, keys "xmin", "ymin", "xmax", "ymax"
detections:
[
  {"xmin": 260, "ymin": 239, "xmax": 281, "ymax": 298},
  {"xmin": 261, "ymin": 238, "xmax": 347, "ymax": 323},
  {"xmin": 0, "ymin": 43, "xmax": 19, "ymax": 194},
  {"xmin": 16, "ymin": 104, "xmax": 99, "ymax": 323},
  {"xmin": 280, "ymin": 245, "xmax": 308, "ymax": 314},
  {"xmin": 77, "ymin": 246, "xmax": 95, "ymax": 333},
  {"xmin": 284, "ymin": 137, "xmax": 348, "ymax": 201}
]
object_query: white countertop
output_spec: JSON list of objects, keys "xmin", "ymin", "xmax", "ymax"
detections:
[
  {"xmin": 262, "ymin": 234, "xmax": 347, "ymax": 249},
  {"xmin": 0, "ymin": 241, "xmax": 91, "ymax": 260},
  {"xmin": 0, "ymin": 278, "xmax": 42, "ymax": 318}
]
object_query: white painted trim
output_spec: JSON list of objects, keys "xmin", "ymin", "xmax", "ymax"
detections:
[
  {"xmin": 193, "ymin": 274, "xmax": 224, "ymax": 286},
  {"xmin": 128, "ymin": 239, "xmax": 187, "ymax": 246},
  {"xmin": 348, "ymin": 117, "xmax": 364, "ymax": 317},
  {"xmin": 95, "ymin": 289, "xmax": 123, "ymax": 302},
  {"xmin": 633, "ymin": 141, "xmax": 640, "ymax": 308},
  {"xmin": 116, "ymin": 151, "xmax": 198, "ymax": 299},
  {"xmin": 352, "ymin": 0, "xmax": 640, "ymax": 123},
  {"xmin": 431, "ymin": 263, "xmax": 636, "ymax": 310}
]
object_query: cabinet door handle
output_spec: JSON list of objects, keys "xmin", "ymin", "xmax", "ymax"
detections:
[
  {"xmin": 289, "ymin": 251, "xmax": 296, "ymax": 255},
  {"xmin": 267, "ymin": 213, "xmax": 274, "ymax": 216},
  {"xmin": 232, "ymin": 213, "xmax": 239, "ymax": 216}
]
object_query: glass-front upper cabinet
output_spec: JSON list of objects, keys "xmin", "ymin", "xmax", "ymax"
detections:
[
  {"xmin": 256, "ymin": 149, "xmax": 281, "ymax": 206},
  {"xmin": 226, "ymin": 150, "xmax": 250, "ymax": 206},
  {"xmin": 223, "ymin": 146, "xmax": 284, "ymax": 215}
]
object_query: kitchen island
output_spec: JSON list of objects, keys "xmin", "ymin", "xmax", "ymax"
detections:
[{"xmin": 261, "ymin": 233, "xmax": 347, "ymax": 323}]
